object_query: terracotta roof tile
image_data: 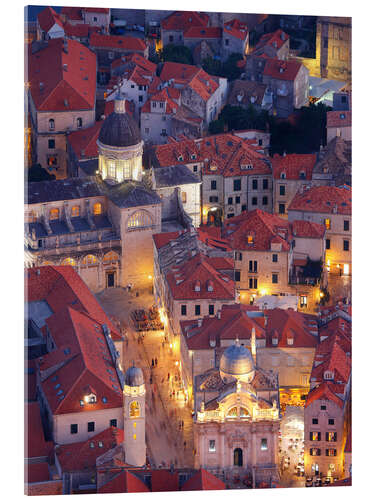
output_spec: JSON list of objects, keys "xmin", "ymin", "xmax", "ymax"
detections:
[
  {"xmin": 181, "ymin": 469, "xmax": 226, "ymax": 490},
  {"xmin": 272, "ymin": 153, "xmax": 316, "ymax": 179},
  {"xmin": 256, "ymin": 29, "xmax": 289, "ymax": 51},
  {"xmin": 291, "ymin": 220, "xmax": 325, "ymax": 239},
  {"xmin": 90, "ymin": 32, "xmax": 146, "ymax": 51},
  {"xmin": 327, "ymin": 110, "xmax": 352, "ymax": 128},
  {"xmin": 37, "ymin": 6, "xmax": 64, "ymax": 32},
  {"xmin": 98, "ymin": 470, "xmax": 150, "ymax": 493},
  {"xmin": 288, "ymin": 185, "xmax": 352, "ymax": 214},
  {"xmin": 161, "ymin": 11, "xmax": 209, "ymax": 31},
  {"xmin": 61, "ymin": 7, "xmax": 83, "ymax": 22},
  {"xmin": 184, "ymin": 27, "xmax": 222, "ymax": 39},
  {"xmin": 25, "ymin": 402, "xmax": 54, "ymax": 459},
  {"xmin": 150, "ymin": 470, "xmax": 180, "ymax": 492},
  {"xmin": 153, "ymin": 231, "xmax": 182, "ymax": 249},
  {"xmin": 67, "ymin": 121, "xmax": 102, "ymax": 160},
  {"xmin": 263, "ymin": 58, "xmax": 303, "ymax": 81},
  {"xmin": 223, "ymin": 19, "xmax": 248, "ymax": 41},
  {"xmin": 305, "ymin": 382, "xmax": 344, "ymax": 408},
  {"xmin": 25, "ymin": 463, "xmax": 50, "ymax": 484}
]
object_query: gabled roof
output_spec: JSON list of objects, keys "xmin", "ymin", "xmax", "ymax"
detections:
[
  {"xmin": 111, "ymin": 53, "xmax": 156, "ymax": 74},
  {"xmin": 37, "ymin": 6, "xmax": 64, "ymax": 33},
  {"xmin": 228, "ymin": 79, "xmax": 267, "ymax": 107},
  {"xmin": 264, "ymin": 308, "xmax": 319, "ymax": 348},
  {"xmin": 222, "ymin": 209, "xmax": 291, "ymax": 252},
  {"xmin": 90, "ymin": 32, "xmax": 146, "ymax": 51},
  {"xmin": 291, "ymin": 220, "xmax": 325, "ymax": 239},
  {"xmin": 184, "ymin": 26, "xmax": 222, "ymax": 39},
  {"xmin": 272, "ymin": 153, "xmax": 316, "ymax": 179},
  {"xmin": 141, "ymin": 87, "xmax": 179, "ymax": 114},
  {"xmin": 57, "ymin": 427, "xmax": 124, "ymax": 472},
  {"xmin": 181, "ymin": 469, "xmax": 226, "ymax": 490},
  {"xmin": 166, "ymin": 252, "xmax": 235, "ymax": 301},
  {"xmin": 223, "ymin": 19, "xmax": 248, "ymax": 41},
  {"xmin": 150, "ymin": 470, "xmax": 180, "ymax": 492},
  {"xmin": 288, "ymin": 185, "xmax": 352, "ymax": 215},
  {"xmin": 98, "ymin": 469, "xmax": 149, "ymax": 494},
  {"xmin": 263, "ymin": 58, "xmax": 303, "ymax": 81},
  {"xmin": 28, "ymin": 38, "xmax": 96, "ymax": 111},
  {"xmin": 255, "ymin": 29, "xmax": 289, "ymax": 51},
  {"xmin": 153, "ymin": 231, "xmax": 182, "ymax": 250},
  {"xmin": 197, "ymin": 226, "xmax": 232, "ymax": 252},
  {"xmin": 67, "ymin": 121, "xmax": 102, "ymax": 160},
  {"xmin": 153, "ymin": 164, "xmax": 201, "ymax": 188},
  {"xmin": 161, "ymin": 11, "xmax": 209, "ymax": 31},
  {"xmin": 305, "ymin": 382, "xmax": 344, "ymax": 408},
  {"xmin": 25, "ymin": 402, "xmax": 54, "ymax": 459},
  {"xmin": 327, "ymin": 110, "xmax": 352, "ymax": 128},
  {"xmin": 61, "ymin": 6, "xmax": 82, "ymax": 22}
]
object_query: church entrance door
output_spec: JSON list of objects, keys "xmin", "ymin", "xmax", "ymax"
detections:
[
  {"xmin": 107, "ymin": 272, "xmax": 115, "ymax": 288},
  {"xmin": 234, "ymin": 448, "xmax": 243, "ymax": 467}
]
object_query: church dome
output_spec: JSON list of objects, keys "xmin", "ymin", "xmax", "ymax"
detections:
[
  {"xmin": 98, "ymin": 96, "xmax": 141, "ymax": 148},
  {"xmin": 125, "ymin": 365, "xmax": 144, "ymax": 387},
  {"xmin": 219, "ymin": 343, "xmax": 255, "ymax": 383}
]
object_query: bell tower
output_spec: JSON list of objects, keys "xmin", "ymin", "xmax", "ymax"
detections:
[{"xmin": 123, "ymin": 363, "xmax": 146, "ymax": 467}]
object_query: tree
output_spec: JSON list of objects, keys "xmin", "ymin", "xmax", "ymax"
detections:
[
  {"xmin": 221, "ymin": 53, "xmax": 243, "ymax": 81},
  {"xmin": 160, "ymin": 44, "xmax": 193, "ymax": 65},
  {"xmin": 208, "ymin": 118, "xmax": 225, "ymax": 134},
  {"xmin": 28, "ymin": 164, "xmax": 56, "ymax": 182}
]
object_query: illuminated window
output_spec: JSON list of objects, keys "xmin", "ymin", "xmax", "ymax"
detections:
[
  {"xmin": 310, "ymin": 448, "xmax": 321, "ymax": 456},
  {"xmin": 133, "ymin": 434, "xmax": 137, "ymax": 440},
  {"xmin": 127, "ymin": 210, "xmax": 153, "ymax": 229},
  {"xmin": 130, "ymin": 401, "xmax": 140, "ymax": 418},
  {"xmin": 49, "ymin": 208, "xmax": 59, "ymax": 220},
  {"xmin": 103, "ymin": 251, "xmax": 119, "ymax": 263},
  {"xmin": 181, "ymin": 191, "xmax": 187, "ymax": 203},
  {"xmin": 324, "ymin": 218, "xmax": 331, "ymax": 230},
  {"xmin": 82, "ymin": 254, "xmax": 98, "ymax": 266},
  {"xmin": 42, "ymin": 261, "xmax": 53, "ymax": 266},
  {"xmin": 49, "ymin": 119, "xmax": 55, "ymax": 130},
  {"xmin": 61, "ymin": 257, "xmax": 77, "ymax": 267},
  {"xmin": 310, "ymin": 431, "xmax": 321, "ymax": 441},
  {"xmin": 77, "ymin": 117, "xmax": 83, "ymax": 129},
  {"xmin": 93, "ymin": 203, "xmax": 102, "ymax": 215},
  {"xmin": 227, "ymin": 407, "xmax": 237, "ymax": 418},
  {"xmin": 261, "ymin": 438, "xmax": 268, "ymax": 450},
  {"xmin": 240, "ymin": 407, "xmax": 249, "ymax": 417},
  {"xmin": 247, "ymin": 235, "xmax": 253, "ymax": 244},
  {"xmin": 326, "ymin": 432, "xmax": 337, "ymax": 442},
  {"xmin": 326, "ymin": 448, "xmax": 337, "ymax": 456},
  {"xmin": 71, "ymin": 205, "xmax": 80, "ymax": 217},
  {"xmin": 107, "ymin": 161, "xmax": 116, "ymax": 178},
  {"xmin": 209, "ymin": 439, "xmax": 216, "ymax": 452}
]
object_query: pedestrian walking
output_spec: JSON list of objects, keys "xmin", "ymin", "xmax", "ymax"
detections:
[
  {"xmin": 182, "ymin": 420, "xmax": 184, "ymax": 428},
  {"xmin": 167, "ymin": 372, "xmax": 170, "ymax": 381},
  {"xmin": 183, "ymin": 441, "xmax": 186, "ymax": 449},
  {"xmin": 151, "ymin": 358, "xmax": 154, "ymax": 367},
  {"xmin": 155, "ymin": 357, "xmax": 158, "ymax": 366}
]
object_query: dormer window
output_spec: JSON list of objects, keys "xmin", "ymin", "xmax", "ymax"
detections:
[
  {"xmin": 84, "ymin": 392, "xmax": 97, "ymax": 404},
  {"xmin": 207, "ymin": 280, "xmax": 213, "ymax": 292},
  {"xmin": 287, "ymin": 337, "xmax": 294, "ymax": 345},
  {"xmin": 324, "ymin": 370, "xmax": 334, "ymax": 380},
  {"xmin": 247, "ymin": 235, "xmax": 253, "ymax": 244},
  {"xmin": 272, "ymin": 337, "xmax": 278, "ymax": 345},
  {"xmin": 194, "ymin": 280, "xmax": 201, "ymax": 292},
  {"xmin": 280, "ymin": 172, "xmax": 286, "ymax": 179},
  {"xmin": 299, "ymin": 171, "xmax": 306, "ymax": 179},
  {"xmin": 191, "ymin": 154, "xmax": 196, "ymax": 160},
  {"xmin": 178, "ymin": 155, "xmax": 183, "ymax": 162}
]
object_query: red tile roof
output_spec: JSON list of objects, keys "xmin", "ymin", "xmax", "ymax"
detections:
[
  {"xmin": 25, "ymin": 402, "xmax": 54, "ymax": 459},
  {"xmin": 184, "ymin": 27, "xmax": 222, "ymax": 39},
  {"xmin": 26, "ymin": 480, "xmax": 63, "ymax": 495},
  {"xmin": 272, "ymin": 153, "xmax": 316, "ymax": 180},
  {"xmin": 153, "ymin": 231, "xmax": 182, "ymax": 249},
  {"xmin": 161, "ymin": 11, "xmax": 209, "ymax": 31},
  {"xmin": 256, "ymin": 29, "xmax": 289, "ymax": 51},
  {"xmin": 57, "ymin": 427, "xmax": 124, "ymax": 472},
  {"xmin": 40, "ymin": 307, "xmax": 123, "ymax": 415},
  {"xmin": 61, "ymin": 7, "xmax": 83, "ymax": 22},
  {"xmin": 82, "ymin": 7, "xmax": 110, "ymax": 14},
  {"xmin": 263, "ymin": 58, "xmax": 303, "ymax": 81},
  {"xmin": 166, "ymin": 252, "xmax": 235, "ymax": 301},
  {"xmin": 223, "ymin": 19, "xmax": 249, "ymax": 41},
  {"xmin": 111, "ymin": 53, "xmax": 157, "ymax": 74},
  {"xmin": 181, "ymin": 469, "xmax": 226, "ymax": 490},
  {"xmin": 67, "ymin": 121, "xmax": 102, "ymax": 160},
  {"xmin": 141, "ymin": 88, "xmax": 179, "ymax": 114},
  {"xmin": 291, "ymin": 220, "xmax": 326, "ymax": 239},
  {"xmin": 90, "ymin": 32, "xmax": 147, "ymax": 51},
  {"xmin": 64, "ymin": 22, "xmax": 92, "ymax": 38},
  {"xmin": 222, "ymin": 209, "xmax": 291, "ymax": 252},
  {"xmin": 264, "ymin": 308, "xmax": 319, "ymax": 348},
  {"xmin": 37, "ymin": 6, "xmax": 64, "ymax": 33},
  {"xmin": 28, "ymin": 38, "xmax": 96, "ymax": 111},
  {"xmin": 150, "ymin": 470, "xmax": 180, "ymax": 492},
  {"xmin": 288, "ymin": 185, "xmax": 352, "ymax": 215},
  {"xmin": 197, "ymin": 227, "xmax": 232, "ymax": 252},
  {"xmin": 305, "ymin": 382, "xmax": 344, "ymax": 408},
  {"xmin": 25, "ymin": 463, "xmax": 50, "ymax": 484},
  {"xmin": 327, "ymin": 110, "xmax": 352, "ymax": 128},
  {"xmin": 104, "ymin": 99, "xmax": 134, "ymax": 117},
  {"xmin": 98, "ymin": 470, "xmax": 150, "ymax": 493}
]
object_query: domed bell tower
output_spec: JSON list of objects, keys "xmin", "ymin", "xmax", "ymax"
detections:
[{"xmin": 123, "ymin": 362, "xmax": 146, "ymax": 467}]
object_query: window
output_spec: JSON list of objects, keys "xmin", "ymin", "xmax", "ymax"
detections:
[
  {"xmin": 235, "ymin": 196, "xmax": 240, "ymax": 204},
  {"xmin": 195, "ymin": 305, "xmax": 201, "ymax": 316},
  {"xmin": 145, "ymin": 127, "xmax": 150, "ymax": 134},
  {"xmin": 262, "ymin": 196, "xmax": 268, "ymax": 205},
  {"xmin": 320, "ymin": 405, "xmax": 326, "ymax": 411},
  {"xmin": 326, "ymin": 239, "xmax": 331, "ymax": 250},
  {"xmin": 181, "ymin": 191, "xmax": 187, "ymax": 203},
  {"xmin": 209, "ymin": 439, "xmax": 216, "ymax": 452},
  {"xmin": 343, "ymin": 240, "xmax": 349, "ymax": 251},
  {"xmin": 227, "ymin": 213, "xmax": 234, "ymax": 218},
  {"xmin": 88, "ymin": 421, "xmax": 95, "ymax": 432},
  {"xmin": 48, "ymin": 139, "xmax": 55, "ymax": 149},
  {"xmin": 138, "ymin": 95, "xmax": 143, "ymax": 102},
  {"xmin": 263, "ymin": 179, "xmax": 268, "ymax": 190},
  {"xmin": 225, "ymin": 39, "xmax": 229, "ymax": 46},
  {"xmin": 249, "ymin": 278, "xmax": 258, "ymax": 289},
  {"xmin": 209, "ymin": 304, "xmax": 214, "ymax": 315},
  {"xmin": 110, "ymin": 419, "xmax": 117, "ymax": 427},
  {"xmin": 235, "ymin": 251, "xmax": 242, "ymax": 261},
  {"xmin": 261, "ymin": 438, "xmax": 268, "ymax": 450},
  {"xmin": 159, "ymin": 102, "xmax": 164, "ymax": 109},
  {"xmin": 326, "ymin": 448, "xmax": 337, "ymax": 456},
  {"xmin": 328, "ymin": 418, "xmax": 335, "ymax": 426},
  {"xmin": 49, "ymin": 208, "xmax": 59, "ymax": 220},
  {"xmin": 71, "ymin": 205, "xmax": 80, "ymax": 217},
  {"xmin": 310, "ymin": 432, "xmax": 321, "ymax": 441},
  {"xmin": 70, "ymin": 424, "xmax": 78, "ymax": 434},
  {"xmin": 181, "ymin": 304, "xmax": 187, "ymax": 316},
  {"xmin": 169, "ymin": 35, "xmax": 174, "ymax": 43},
  {"xmin": 272, "ymin": 254, "xmax": 278, "ymax": 263},
  {"xmin": 93, "ymin": 202, "xmax": 102, "ymax": 215},
  {"xmin": 252, "ymin": 179, "xmax": 258, "ymax": 190},
  {"xmin": 249, "ymin": 260, "xmax": 258, "ymax": 273},
  {"xmin": 93, "ymin": 16, "xmax": 97, "ymax": 22},
  {"xmin": 272, "ymin": 273, "xmax": 278, "ymax": 284},
  {"xmin": 344, "ymin": 220, "xmax": 349, "ymax": 231},
  {"xmin": 341, "ymin": 95, "xmax": 347, "ymax": 103},
  {"xmin": 228, "ymin": 197, "xmax": 233, "ymax": 205},
  {"xmin": 152, "ymin": 102, "xmax": 157, "ymax": 108},
  {"xmin": 108, "ymin": 51, "xmax": 114, "ymax": 59},
  {"xmin": 82, "ymin": 254, "xmax": 98, "ymax": 266},
  {"xmin": 49, "ymin": 119, "xmax": 55, "ymax": 130},
  {"xmin": 324, "ymin": 218, "xmax": 331, "ymax": 230},
  {"xmin": 310, "ymin": 448, "xmax": 321, "ymax": 456},
  {"xmin": 279, "ymin": 203, "xmax": 285, "ymax": 214},
  {"xmin": 326, "ymin": 432, "xmax": 337, "ymax": 442},
  {"xmin": 312, "ymin": 418, "xmax": 319, "ymax": 425},
  {"xmin": 130, "ymin": 401, "xmax": 140, "ymax": 418},
  {"xmin": 241, "ymin": 204, "xmax": 247, "ymax": 212},
  {"xmin": 233, "ymin": 179, "xmax": 241, "ymax": 191},
  {"xmin": 193, "ymin": 165, "xmax": 198, "ymax": 172},
  {"xmin": 47, "ymin": 155, "xmax": 57, "ymax": 167},
  {"xmin": 252, "ymin": 197, "xmax": 257, "ymax": 206},
  {"xmin": 103, "ymin": 251, "xmax": 119, "ymax": 263},
  {"xmin": 279, "ymin": 185, "xmax": 285, "ymax": 196},
  {"xmin": 235, "ymin": 270, "xmax": 241, "ymax": 282},
  {"xmin": 61, "ymin": 257, "xmax": 76, "ymax": 266},
  {"xmin": 161, "ymin": 129, "xmax": 167, "ymax": 136},
  {"xmin": 77, "ymin": 117, "xmax": 83, "ymax": 129},
  {"xmin": 127, "ymin": 210, "xmax": 153, "ymax": 229}
]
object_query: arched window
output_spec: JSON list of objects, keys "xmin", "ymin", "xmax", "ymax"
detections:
[
  {"xmin": 127, "ymin": 210, "xmax": 153, "ymax": 230},
  {"xmin": 234, "ymin": 448, "xmax": 243, "ymax": 467},
  {"xmin": 103, "ymin": 251, "xmax": 119, "ymax": 263},
  {"xmin": 129, "ymin": 401, "xmax": 140, "ymax": 418},
  {"xmin": 227, "ymin": 407, "xmax": 238, "ymax": 418},
  {"xmin": 61, "ymin": 257, "xmax": 77, "ymax": 267},
  {"xmin": 93, "ymin": 203, "xmax": 102, "ymax": 215},
  {"xmin": 71, "ymin": 205, "xmax": 80, "ymax": 217},
  {"xmin": 77, "ymin": 117, "xmax": 83, "ymax": 129},
  {"xmin": 239, "ymin": 407, "xmax": 249, "ymax": 417},
  {"xmin": 81, "ymin": 254, "xmax": 98, "ymax": 267},
  {"xmin": 49, "ymin": 208, "xmax": 59, "ymax": 220},
  {"xmin": 49, "ymin": 119, "xmax": 55, "ymax": 130}
]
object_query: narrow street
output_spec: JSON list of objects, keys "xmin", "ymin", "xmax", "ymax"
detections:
[{"xmin": 96, "ymin": 287, "xmax": 194, "ymax": 469}]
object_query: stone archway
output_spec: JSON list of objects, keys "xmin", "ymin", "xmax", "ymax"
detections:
[{"xmin": 207, "ymin": 206, "xmax": 223, "ymax": 226}]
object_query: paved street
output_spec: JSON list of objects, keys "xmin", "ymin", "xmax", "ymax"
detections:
[
  {"xmin": 96, "ymin": 287, "xmax": 194, "ymax": 469},
  {"xmin": 279, "ymin": 406, "xmax": 305, "ymax": 489}
]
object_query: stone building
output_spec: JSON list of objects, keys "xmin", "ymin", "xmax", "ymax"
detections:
[
  {"xmin": 227, "ymin": 80, "xmax": 272, "ymax": 113},
  {"xmin": 312, "ymin": 137, "xmax": 352, "ymax": 187},
  {"xmin": 221, "ymin": 19, "xmax": 249, "ymax": 59},
  {"xmin": 25, "ymin": 97, "xmax": 162, "ymax": 291},
  {"xmin": 36, "ymin": 7, "xmax": 65, "ymax": 41},
  {"xmin": 193, "ymin": 342, "xmax": 280, "ymax": 485},
  {"xmin": 27, "ymin": 38, "xmax": 97, "ymax": 178},
  {"xmin": 160, "ymin": 11, "xmax": 210, "ymax": 49},
  {"xmin": 326, "ymin": 110, "xmax": 351, "ymax": 143},
  {"xmin": 252, "ymin": 29, "xmax": 289, "ymax": 60}
]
